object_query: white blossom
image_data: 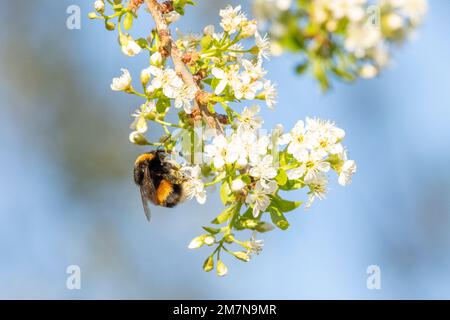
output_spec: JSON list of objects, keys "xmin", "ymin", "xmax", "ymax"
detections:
[
  {"xmin": 231, "ymin": 128, "xmax": 269, "ymax": 166},
  {"xmin": 219, "ymin": 5, "xmax": 246, "ymax": 34},
  {"xmin": 146, "ymin": 66, "xmax": 183, "ymax": 98},
  {"xmin": 249, "ymin": 155, "xmax": 277, "ymax": 183},
  {"xmin": 121, "ymin": 38, "xmax": 142, "ymax": 57},
  {"xmin": 246, "ymin": 232, "xmax": 264, "ymax": 256},
  {"xmin": 306, "ymin": 117, "xmax": 345, "ymax": 156},
  {"xmin": 283, "ymin": 120, "xmax": 311, "ymax": 161},
  {"xmin": 181, "ymin": 165, "xmax": 207, "ymax": 204},
  {"xmin": 384, "ymin": 0, "xmax": 428, "ymax": 25},
  {"xmin": 203, "ymin": 25, "xmax": 215, "ymax": 36},
  {"xmin": 111, "ymin": 68, "xmax": 132, "ymax": 91},
  {"xmin": 255, "ymin": 32, "xmax": 271, "ymax": 60},
  {"xmin": 305, "ymin": 173, "xmax": 328, "ymax": 208},
  {"xmin": 338, "ymin": 160, "xmax": 357, "ymax": 186},
  {"xmin": 345, "ymin": 23, "xmax": 381, "ymax": 58},
  {"xmin": 232, "ymin": 76, "xmax": 263, "ymax": 100},
  {"xmin": 238, "ymin": 105, "xmax": 263, "ymax": 131},
  {"xmin": 262, "ymin": 80, "xmax": 277, "ymax": 109},
  {"xmin": 211, "ymin": 65, "xmax": 239, "ymax": 95},
  {"xmin": 204, "ymin": 135, "xmax": 238, "ymax": 169},
  {"xmin": 400, "ymin": 0, "xmax": 428, "ymax": 25},
  {"xmin": 231, "ymin": 178, "xmax": 245, "ymax": 191},
  {"xmin": 174, "ymin": 85, "xmax": 196, "ymax": 114},
  {"xmin": 328, "ymin": 0, "xmax": 366, "ymax": 22},
  {"xmin": 297, "ymin": 151, "xmax": 331, "ymax": 182},
  {"xmin": 130, "ymin": 102, "xmax": 155, "ymax": 134},
  {"xmin": 241, "ymin": 59, "xmax": 267, "ymax": 81},
  {"xmin": 245, "ymin": 180, "xmax": 277, "ymax": 217},
  {"xmin": 241, "ymin": 19, "xmax": 258, "ymax": 37}
]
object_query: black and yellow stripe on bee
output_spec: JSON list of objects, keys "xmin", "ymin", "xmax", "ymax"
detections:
[
  {"xmin": 134, "ymin": 151, "xmax": 184, "ymax": 208},
  {"xmin": 155, "ymin": 178, "xmax": 182, "ymax": 207},
  {"xmin": 134, "ymin": 152, "xmax": 155, "ymax": 165}
]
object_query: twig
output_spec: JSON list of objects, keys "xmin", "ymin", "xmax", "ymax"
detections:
[{"xmin": 145, "ymin": 0, "xmax": 224, "ymax": 135}]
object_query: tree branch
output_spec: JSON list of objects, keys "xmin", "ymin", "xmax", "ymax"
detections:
[{"xmin": 145, "ymin": 0, "xmax": 224, "ymax": 134}]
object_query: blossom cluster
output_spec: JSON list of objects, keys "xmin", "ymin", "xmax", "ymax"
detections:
[
  {"xmin": 90, "ymin": 1, "xmax": 356, "ymax": 276},
  {"xmin": 253, "ymin": 0, "xmax": 428, "ymax": 89}
]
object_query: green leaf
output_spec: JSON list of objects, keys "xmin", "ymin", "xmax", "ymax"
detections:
[
  {"xmin": 211, "ymin": 206, "xmax": 234, "ymax": 225},
  {"xmin": 279, "ymin": 179, "xmax": 304, "ymax": 191},
  {"xmin": 295, "ymin": 62, "xmax": 309, "ymax": 74},
  {"xmin": 276, "ymin": 169, "xmax": 288, "ymax": 186},
  {"xmin": 242, "ymin": 177, "xmax": 252, "ymax": 187},
  {"xmin": 200, "ymin": 35, "xmax": 213, "ymax": 50},
  {"xmin": 202, "ymin": 226, "xmax": 220, "ymax": 234},
  {"xmin": 313, "ymin": 59, "xmax": 330, "ymax": 92},
  {"xmin": 268, "ymin": 206, "xmax": 290, "ymax": 230},
  {"xmin": 135, "ymin": 38, "xmax": 148, "ymax": 48},
  {"xmin": 156, "ymin": 98, "xmax": 170, "ymax": 113},
  {"xmin": 220, "ymin": 181, "xmax": 233, "ymax": 205},
  {"xmin": 331, "ymin": 66, "xmax": 356, "ymax": 82},
  {"xmin": 241, "ymin": 207, "xmax": 254, "ymax": 219},
  {"xmin": 272, "ymin": 195, "xmax": 302, "ymax": 213}
]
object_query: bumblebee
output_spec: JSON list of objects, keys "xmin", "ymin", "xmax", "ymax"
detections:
[{"xmin": 134, "ymin": 150, "xmax": 188, "ymax": 221}]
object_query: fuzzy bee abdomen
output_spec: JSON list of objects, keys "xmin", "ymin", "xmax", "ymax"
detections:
[{"xmin": 156, "ymin": 179, "xmax": 182, "ymax": 207}]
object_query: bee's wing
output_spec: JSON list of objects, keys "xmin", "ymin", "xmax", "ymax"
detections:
[
  {"xmin": 139, "ymin": 187, "xmax": 152, "ymax": 222},
  {"xmin": 140, "ymin": 166, "xmax": 157, "ymax": 222}
]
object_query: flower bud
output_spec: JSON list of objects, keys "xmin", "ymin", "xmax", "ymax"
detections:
[
  {"xmin": 359, "ymin": 64, "xmax": 378, "ymax": 79},
  {"xmin": 150, "ymin": 52, "xmax": 163, "ymax": 67},
  {"xmin": 241, "ymin": 20, "xmax": 257, "ymax": 38},
  {"xmin": 135, "ymin": 117, "xmax": 148, "ymax": 134},
  {"xmin": 105, "ymin": 21, "xmax": 116, "ymax": 31},
  {"xmin": 204, "ymin": 235, "xmax": 215, "ymax": 246},
  {"xmin": 385, "ymin": 13, "xmax": 404, "ymax": 31},
  {"xmin": 241, "ymin": 219, "xmax": 258, "ymax": 229},
  {"xmin": 94, "ymin": 0, "xmax": 105, "ymax": 14},
  {"xmin": 223, "ymin": 234, "xmax": 235, "ymax": 244},
  {"xmin": 129, "ymin": 131, "xmax": 149, "ymax": 145},
  {"xmin": 121, "ymin": 37, "xmax": 142, "ymax": 57},
  {"xmin": 256, "ymin": 222, "xmax": 275, "ymax": 232},
  {"xmin": 216, "ymin": 260, "xmax": 228, "ymax": 276},
  {"xmin": 140, "ymin": 67, "xmax": 151, "ymax": 85},
  {"xmin": 203, "ymin": 256, "xmax": 214, "ymax": 272},
  {"xmin": 123, "ymin": 12, "xmax": 133, "ymax": 30},
  {"xmin": 231, "ymin": 178, "xmax": 245, "ymax": 192},
  {"xmin": 270, "ymin": 42, "xmax": 284, "ymax": 57},
  {"xmin": 188, "ymin": 235, "xmax": 204, "ymax": 249},
  {"xmin": 88, "ymin": 12, "xmax": 99, "ymax": 19},
  {"xmin": 200, "ymin": 35, "xmax": 213, "ymax": 50},
  {"xmin": 249, "ymin": 45, "xmax": 260, "ymax": 55},
  {"xmin": 164, "ymin": 12, "xmax": 181, "ymax": 23},
  {"xmin": 203, "ymin": 25, "xmax": 215, "ymax": 36},
  {"xmin": 233, "ymin": 251, "xmax": 250, "ymax": 262}
]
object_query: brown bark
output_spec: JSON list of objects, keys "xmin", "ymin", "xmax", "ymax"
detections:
[{"xmin": 145, "ymin": 0, "xmax": 224, "ymax": 134}]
